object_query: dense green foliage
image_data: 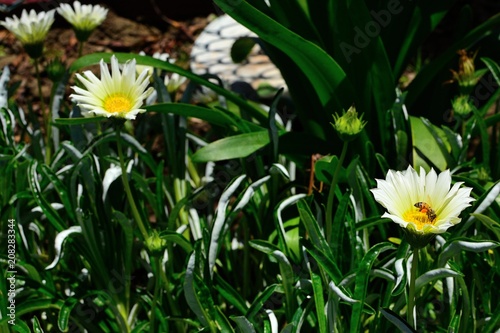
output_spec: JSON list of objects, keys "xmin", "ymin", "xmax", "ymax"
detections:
[{"xmin": 1, "ymin": 0, "xmax": 500, "ymax": 332}]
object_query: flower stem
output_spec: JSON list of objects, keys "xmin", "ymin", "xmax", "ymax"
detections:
[
  {"xmin": 78, "ymin": 41, "xmax": 85, "ymax": 58},
  {"xmin": 149, "ymin": 256, "xmax": 162, "ymax": 333},
  {"xmin": 326, "ymin": 141, "xmax": 348, "ymax": 244},
  {"xmin": 408, "ymin": 247, "xmax": 419, "ymax": 329},
  {"xmin": 34, "ymin": 58, "xmax": 51, "ymax": 164},
  {"xmin": 159, "ymin": 261, "xmax": 186, "ymax": 332},
  {"xmin": 116, "ymin": 125, "xmax": 149, "ymax": 240}
]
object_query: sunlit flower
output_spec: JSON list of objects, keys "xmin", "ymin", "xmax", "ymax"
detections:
[
  {"xmin": 371, "ymin": 166, "xmax": 474, "ymax": 241},
  {"xmin": 57, "ymin": 1, "xmax": 108, "ymax": 42},
  {"xmin": 0, "ymin": 9, "xmax": 55, "ymax": 59},
  {"xmin": 70, "ymin": 55, "xmax": 154, "ymax": 119}
]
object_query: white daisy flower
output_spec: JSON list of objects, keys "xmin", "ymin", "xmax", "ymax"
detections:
[
  {"xmin": 70, "ymin": 55, "xmax": 154, "ymax": 120},
  {"xmin": 57, "ymin": 1, "xmax": 108, "ymax": 41},
  {"xmin": 371, "ymin": 166, "xmax": 474, "ymax": 235},
  {"xmin": 0, "ymin": 9, "xmax": 55, "ymax": 58}
]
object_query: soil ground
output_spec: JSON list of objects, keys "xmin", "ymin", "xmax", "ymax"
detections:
[{"xmin": 0, "ymin": 6, "xmax": 211, "ymax": 109}]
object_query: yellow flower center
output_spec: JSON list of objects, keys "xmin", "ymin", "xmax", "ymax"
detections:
[
  {"xmin": 403, "ymin": 208, "xmax": 437, "ymax": 231},
  {"xmin": 103, "ymin": 94, "xmax": 132, "ymax": 113}
]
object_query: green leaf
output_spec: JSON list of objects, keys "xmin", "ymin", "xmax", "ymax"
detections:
[
  {"xmin": 184, "ymin": 248, "xmax": 217, "ymax": 332},
  {"xmin": 230, "ymin": 316, "xmax": 256, "ymax": 333},
  {"xmin": 249, "ymin": 240, "xmax": 296, "ymax": 321},
  {"xmin": 32, "ymin": 316, "xmax": 44, "ymax": 333},
  {"xmin": 303, "ymin": 239, "xmax": 342, "ymax": 284},
  {"xmin": 58, "ymin": 297, "xmax": 78, "ymax": 331},
  {"xmin": 481, "ymin": 57, "xmax": 500, "ymax": 86},
  {"xmin": 273, "ymin": 193, "xmax": 307, "ymax": 259},
  {"xmin": 39, "ymin": 164, "xmax": 76, "ymax": 221},
  {"xmin": 9, "ymin": 320, "xmax": 31, "ymax": 333},
  {"xmin": 215, "ymin": 275, "xmax": 249, "ymax": 315},
  {"xmin": 45, "ymin": 226, "xmax": 82, "ymax": 270},
  {"xmin": 158, "ymin": 230, "xmax": 193, "ymax": 253},
  {"xmin": 208, "ymin": 175, "xmax": 246, "ymax": 278},
  {"xmin": 213, "ymin": 0, "xmax": 354, "ymax": 113},
  {"xmin": 145, "ymin": 103, "xmax": 264, "ymax": 133},
  {"xmin": 55, "ymin": 116, "xmax": 106, "ymax": 125},
  {"xmin": 246, "ymin": 284, "xmax": 282, "ymax": 321},
  {"xmin": 438, "ymin": 239, "xmax": 500, "ymax": 267},
  {"xmin": 415, "ymin": 268, "xmax": 463, "ymax": 292},
  {"xmin": 350, "ymin": 242, "xmax": 395, "ymax": 333},
  {"xmin": 192, "ymin": 131, "xmax": 274, "ymax": 162},
  {"xmin": 311, "ymin": 272, "xmax": 326, "ymax": 333},
  {"xmin": 297, "ymin": 199, "xmax": 330, "ymax": 256},
  {"xmin": 410, "ymin": 116, "xmax": 450, "ymax": 171},
  {"xmin": 28, "ymin": 161, "xmax": 66, "ymax": 232},
  {"xmin": 472, "ymin": 213, "xmax": 500, "ymax": 241},
  {"xmin": 380, "ymin": 308, "xmax": 417, "ymax": 333},
  {"xmin": 231, "ymin": 37, "xmax": 258, "ymax": 63}
]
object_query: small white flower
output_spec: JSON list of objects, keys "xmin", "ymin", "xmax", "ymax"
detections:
[
  {"xmin": 192, "ymin": 86, "xmax": 218, "ymax": 104},
  {"xmin": 371, "ymin": 166, "xmax": 474, "ymax": 235},
  {"xmin": 164, "ymin": 72, "xmax": 187, "ymax": 94},
  {"xmin": 0, "ymin": 9, "xmax": 55, "ymax": 49},
  {"xmin": 57, "ymin": 1, "xmax": 107, "ymax": 41},
  {"xmin": 136, "ymin": 51, "xmax": 172, "ymax": 78},
  {"xmin": 70, "ymin": 55, "xmax": 154, "ymax": 120}
]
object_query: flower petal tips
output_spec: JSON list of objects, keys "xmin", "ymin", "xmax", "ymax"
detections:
[
  {"xmin": 371, "ymin": 166, "xmax": 474, "ymax": 235},
  {"xmin": 70, "ymin": 55, "xmax": 154, "ymax": 120}
]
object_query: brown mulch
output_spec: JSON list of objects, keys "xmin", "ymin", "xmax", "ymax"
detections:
[{"xmin": 0, "ymin": 8, "xmax": 210, "ymax": 110}]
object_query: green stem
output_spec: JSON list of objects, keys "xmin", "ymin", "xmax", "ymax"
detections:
[
  {"xmin": 159, "ymin": 261, "xmax": 185, "ymax": 332},
  {"xmin": 78, "ymin": 41, "xmax": 85, "ymax": 58},
  {"xmin": 34, "ymin": 58, "xmax": 51, "ymax": 164},
  {"xmin": 116, "ymin": 125, "xmax": 149, "ymax": 240},
  {"xmin": 408, "ymin": 247, "xmax": 419, "ymax": 329},
  {"xmin": 326, "ymin": 141, "xmax": 348, "ymax": 244},
  {"xmin": 149, "ymin": 256, "xmax": 162, "ymax": 333}
]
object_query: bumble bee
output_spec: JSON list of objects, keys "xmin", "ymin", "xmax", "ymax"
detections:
[{"xmin": 414, "ymin": 202, "xmax": 437, "ymax": 222}]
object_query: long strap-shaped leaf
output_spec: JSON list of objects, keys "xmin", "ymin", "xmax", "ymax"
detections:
[{"xmin": 213, "ymin": 0, "xmax": 355, "ymax": 112}]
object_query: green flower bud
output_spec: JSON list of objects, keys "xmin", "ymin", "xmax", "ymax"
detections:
[
  {"xmin": 46, "ymin": 57, "xmax": 67, "ymax": 82},
  {"xmin": 332, "ymin": 105, "xmax": 366, "ymax": 142},
  {"xmin": 451, "ymin": 95, "xmax": 473, "ymax": 116},
  {"xmin": 145, "ymin": 230, "xmax": 166, "ymax": 256}
]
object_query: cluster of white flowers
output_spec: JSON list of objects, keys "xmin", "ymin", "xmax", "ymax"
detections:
[
  {"xmin": 1, "ymin": 2, "xmax": 187, "ymax": 120},
  {"xmin": 0, "ymin": 1, "xmax": 108, "ymax": 58}
]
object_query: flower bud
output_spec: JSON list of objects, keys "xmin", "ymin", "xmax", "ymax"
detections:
[
  {"xmin": 332, "ymin": 105, "xmax": 366, "ymax": 142},
  {"xmin": 145, "ymin": 230, "xmax": 166, "ymax": 256},
  {"xmin": 46, "ymin": 57, "xmax": 67, "ymax": 82},
  {"xmin": 451, "ymin": 95, "xmax": 474, "ymax": 117}
]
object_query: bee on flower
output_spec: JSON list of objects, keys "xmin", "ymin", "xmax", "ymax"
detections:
[{"xmin": 371, "ymin": 166, "xmax": 474, "ymax": 248}]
